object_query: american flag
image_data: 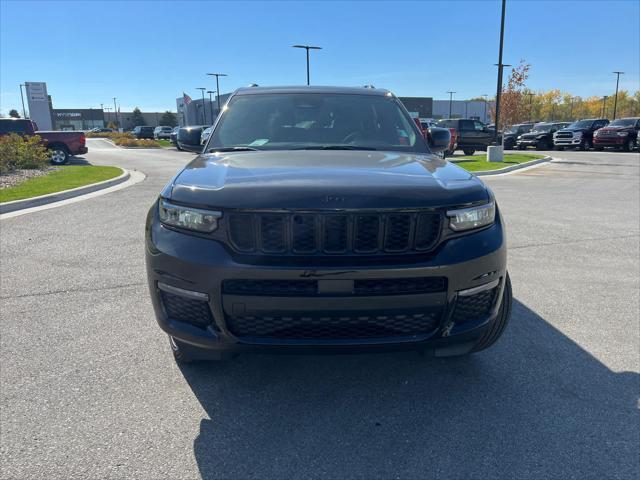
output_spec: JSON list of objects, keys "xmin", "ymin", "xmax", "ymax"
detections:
[{"xmin": 183, "ymin": 92, "xmax": 192, "ymax": 105}]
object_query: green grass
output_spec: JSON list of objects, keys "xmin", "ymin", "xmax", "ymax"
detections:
[
  {"xmin": 0, "ymin": 165, "xmax": 123, "ymax": 203},
  {"xmin": 156, "ymin": 139, "xmax": 173, "ymax": 148},
  {"xmin": 450, "ymin": 153, "xmax": 547, "ymax": 172}
]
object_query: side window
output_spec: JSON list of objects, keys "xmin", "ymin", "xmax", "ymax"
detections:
[
  {"xmin": 0, "ymin": 120, "xmax": 28, "ymax": 134},
  {"xmin": 636, "ymin": 120, "xmax": 640, "ymax": 129},
  {"xmin": 594, "ymin": 120, "xmax": 607, "ymax": 129},
  {"xmin": 473, "ymin": 121, "xmax": 485, "ymax": 131},
  {"xmin": 460, "ymin": 120, "xmax": 475, "ymax": 131}
]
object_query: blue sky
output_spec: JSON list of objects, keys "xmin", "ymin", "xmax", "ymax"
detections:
[{"xmin": 1, "ymin": 0, "xmax": 639, "ymax": 114}]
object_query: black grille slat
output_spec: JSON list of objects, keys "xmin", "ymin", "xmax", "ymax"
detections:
[
  {"xmin": 384, "ymin": 214, "xmax": 412, "ymax": 251},
  {"xmin": 292, "ymin": 215, "xmax": 317, "ymax": 253},
  {"xmin": 226, "ymin": 211, "xmax": 441, "ymax": 256},
  {"xmin": 227, "ymin": 311, "xmax": 442, "ymax": 339},
  {"xmin": 451, "ymin": 286, "xmax": 499, "ymax": 324},
  {"xmin": 354, "ymin": 277, "xmax": 446, "ymax": 295},
  {"xmin": 260, "ymin": 215, "xmax": 286, "ymax": 253},
  {"xmin": 223, "ymin": 279, "xmax": 318, "ymax": 296},
  {"xmin": 160, "ymin": 291, "xmax": 212, "ymax": 328},
  {"xmin": 323, "ymin": 215, "xmax": 348, "ymax": 253}
]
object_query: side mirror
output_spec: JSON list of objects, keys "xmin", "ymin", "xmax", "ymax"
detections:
[{"xmin": 427, "ymin": 127, "xmax": 451, "ymax": 153}]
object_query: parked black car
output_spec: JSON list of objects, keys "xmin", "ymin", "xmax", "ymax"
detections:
[
  {"xmin": 593, "ymin": 117, "xmax": 640, "ymax": 151},
  {"xmin": 502, "ymin": 123, "xmax": 535, "ymax": 149},
  {"xmin": 177, "ymin": 126, "xmax": 206, "ymax": 152},
  {"xmin": 170, "ymin": 126, "xmax": 180, "ymax": 148},
  {"xmin": 516, "ymin": 122, "xmax": 570, "ymax": 150},
  {"xmin": 132, "ymin": 126, "xmax": 155, "ymax": 139},
  {"xmin": 553, "ymin": 118, "xmax": 609, "ymax": 150},
  {"xmin": 145, "ymin": 86, "xmax": 511, "ymax": 363},
  {"xmin": 435, "ymin": 118, "xmax": 498, "ymax": 155}
]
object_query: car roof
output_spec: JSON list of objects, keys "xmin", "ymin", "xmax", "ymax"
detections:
[{"xmin": 233, "ymin": 85, "xmax": 392, "ymax": 96}]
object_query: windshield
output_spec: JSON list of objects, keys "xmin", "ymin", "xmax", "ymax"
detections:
[
  {"xmin": 567, "ymin": 120, "xmax": 593, "ymax": 129},
  {"xmin": 608, "ymin": 118, "xmax": 636, "ymax": 127},
  {"xmin": 207, "ymin": 93, "xmax": 426, "ymax": 153},
  {"xmin": 531, "ymin": 123, "xmax": 553, "ymax": 133}
]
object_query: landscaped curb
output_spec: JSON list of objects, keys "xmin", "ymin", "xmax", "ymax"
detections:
[
  {"xmin": 471, "ymin": 155, "xmax": 552, "ymax": 176},
  {"xmin": 0, "ymin": 168, "xmax": 129, "ymax": 214}
]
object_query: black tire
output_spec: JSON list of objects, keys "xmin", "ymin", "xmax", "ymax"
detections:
[
  {"xmin": 463, "ymin": 149, "xmax": 475, "ymax": 156},
  {"xmin": 594, "ymin": 146, "xmax": 604, "ymax": 151},
  {"xmin": 517, "ymin": 144, "xmax": 525, "ymax": 150},
  {"xmin": 49, "ymin": 146, "xmax": 69, "ymax": 165},
  {"xmin": 622, "ymin": 138, "xmax": 634, "ymax": 152},
  {"xmin": 471, "ymin": 273, "xmax": 512, "ymax": 353}
]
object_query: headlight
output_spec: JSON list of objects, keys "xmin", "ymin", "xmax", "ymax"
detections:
[
  {"xmin": 447, "ymin": 202, "xmax": 495, "ymax": 231},
  {"xmin": 158, "ymin": 199, "xmax": 221, "ymax": 232},
  {"xmin": 574, "ymin": 131, "xmax": 583, "ymax": 138},
  {"xmin": 616, "ymin": 131, "xmax": 628, "ymax": 137}
]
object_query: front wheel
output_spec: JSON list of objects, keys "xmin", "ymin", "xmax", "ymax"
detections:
[
  {"xmin": 622, "ymin": 138, "xmax": 634, "ymax": 152},
  {"xmin": 580, "ymin": 138, "xmax": 592, "ymax": 151},
  {"xmin": 49, "ymin": 147, "xmax": 69, "ymax": 165},
  {"xmin": 471, "ymin": 273, "xmax": 512, "ymax": 353},
  {"xmin": 462, "ymin": 149, "xmax": 475, "ymax": 156}
]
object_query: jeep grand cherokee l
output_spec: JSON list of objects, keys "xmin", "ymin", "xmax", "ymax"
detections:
[
  {"xmin": 593, "ymin": 117, "xmax": 639, "ymax": 151},
  {"xmin": 145, "ymin": 86, "xmax": 512, "ymax": 363}
]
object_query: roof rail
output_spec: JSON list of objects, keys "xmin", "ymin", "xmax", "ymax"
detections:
[{"xmin": 363, "ymin": 85, "xmax": 375, "ymax": 89}]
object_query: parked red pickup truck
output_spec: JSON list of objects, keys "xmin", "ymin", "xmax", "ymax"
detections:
[{"xmin": 0, "ymin": 118, "xmax": 88, "ymax": 164}]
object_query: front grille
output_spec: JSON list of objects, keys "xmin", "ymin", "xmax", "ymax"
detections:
[
  {"xmin": 227, "ymin": 311, "xmax": 442, "ymax": 340},
  {"xmin": 160, "ymin": 291, "xmax": 212, "ymax": 328},
  {"xmin": 555, "ymin": 132, "xmax": 573, "ymax": 139},
  {"xmin": 222, "ymin": 277, "xmax": 447, "ymax": 296},
  {"xmin": 225, "ymin": 210, "xmax": 441, "ymax": 256},
  {"xmin": 450, "ymin": 286, "xmax": 499, "ymax": 324}
]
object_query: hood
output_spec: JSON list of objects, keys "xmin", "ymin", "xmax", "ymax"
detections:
[
  {"xmin": 521, "ymin": 131, "xmax": 550, "ymax": 139},
  {"xmin": 165, "ymin": 150, "xmax": 489, "ymax": 209},
  {"xmin": 598, "ymin": 125, "xmax": 632, "ymax": 132},
  {"xmin": 557, "ymin": 127, "xmax": 588, "ymax": 133}
]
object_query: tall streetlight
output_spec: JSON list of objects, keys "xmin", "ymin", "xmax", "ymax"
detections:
[
  {"xmin": 446, "ymin": 91, "xmax": 456, "ymax": 118},
  {"xmin": 196, "ymin": 87, "xmax": 207, "ymax": 124},
  {"xmin": 601, "ymin": 96, "xmax": 608, "ymax": 118},
  {"xmin": 19, "ymin": 84, "xmax": 27, "ymax": 118},
  {"xmin": 292, "ymin": 45, "xmax": 322, "ymax": 85},
  {"xmin": 482, "ymin": 94, "xmax": 489, "ymax": 123},
  {"xmin": 112, "ymin": 97, "xmax": 119, "ymax": 129},
  {"xmin": 100, "ymin": 103, "xmax": 104, "ymax": 127},
  {"xmin": 105, "ymin": 107, "xmax": 112, "ymax": 124},
  {"xmin": 207, "ymin": 73, "xmax": 228, "ymax": 114},
  {"xmin": 493, "ymin": 0, "xmax": 508, "ymax": 143},
  {"xmin": 207, "ymin": 90, "xmax": 216, "ymax": 124},
  {"xmin": 612, "ymin": 71, "xmax": 624, "ymax": 119}
]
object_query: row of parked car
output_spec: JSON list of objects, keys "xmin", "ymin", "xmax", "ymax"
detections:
[{"xmin": 503, "ymin": 117, "xmax": 640, "ymax": 152}]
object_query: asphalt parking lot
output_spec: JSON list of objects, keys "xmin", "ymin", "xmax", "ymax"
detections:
[{"xmin": 1, "ymin": 140, "xmax": 638, "ymax": 479}]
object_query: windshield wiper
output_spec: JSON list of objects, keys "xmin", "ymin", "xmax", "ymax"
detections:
[
  {"xmin": 207, "ymin": 146, "xmax": 259, "ymax": 153},
  {"xmin": 296, "ymin": 145, "xmax": 377, "ymax": 151}
]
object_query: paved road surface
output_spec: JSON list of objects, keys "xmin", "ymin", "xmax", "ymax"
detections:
[{"xmin": 1, "ymin": 140, "xmax": 638, "ymax": 479}]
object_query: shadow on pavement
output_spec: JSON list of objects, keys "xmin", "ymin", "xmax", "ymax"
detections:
[
  {"xmin": 181, "ymin": 300, "xmax": 638, "ymax": 479},
  {"xmin": 67, "ymin": 156, "xmax": 91, "ymax": 166}
]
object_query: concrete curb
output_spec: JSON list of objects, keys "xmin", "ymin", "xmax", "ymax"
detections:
[
  {"xmin": 0, "ymin": 168, "xmax": 129, "ymax": 214},
  {"xmin": 472, "ymin": 156, "xmax": 552, "ymax": 176}
]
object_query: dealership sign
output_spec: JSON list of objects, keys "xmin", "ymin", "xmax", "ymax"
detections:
[{"xmin": 25, "ymin": 81, "xmax": 53, "ymax": 130}]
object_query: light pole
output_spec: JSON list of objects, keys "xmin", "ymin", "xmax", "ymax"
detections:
[
  {"xmin": 493, "ymin": 0, "xmax": 508, "ymax": 143},
  {"xmin": 292, "ymin": 45, "xmax": 322, "ymax": 85},
  {"xmin": 612, "ymin": 71, "xmax": 624, "ymax": 119},
  {"xmin": 105, "ymin": 107, "xmax": 111, "ymax": 125},
  {"xmin": 446, "ymin": 91, "xmax": 456, "ymax": 118},
  {"xmin": 207, "ymin": 73, "xmax": 228, "ymax": 115},
  {"xmin": 207, "ymin": 90, "xmax": 216, "ymax": 124},
  {"xmin": 197, "ymin": 87, "xmax": 207, "ymax": 124},
  {"xmin": 601, "ymin": 96, "xmax": 608, "ymax": 118},
  {"xmin": 19, "ymin": 84, "xmax": 27, "ymax": 118},
  {"xmin": 482, "ymin": 94, "xmax": 489, "ymax": 123},
  {"xmin": 112, "ymin": 97, "xmax": 119, "ymax": 129}
]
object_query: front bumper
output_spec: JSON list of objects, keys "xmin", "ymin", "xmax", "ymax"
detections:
[
  {"xmin": 593, "ymin": 136, "xmax": 627, "ymax": 146},
  {"xmin": 554, "ymin": 136, "xmax": 581, "ymax": 146},
  {"xmin": 145, "ymin": 204, "xmax": 507, "ymax": 356},
  {"xmin": 74, "ymin": 146, "xmax": 89, "ymax": 155},
  {"xmin": 516, "ymin": 139, "xmax": 538, "ymax": 148}
]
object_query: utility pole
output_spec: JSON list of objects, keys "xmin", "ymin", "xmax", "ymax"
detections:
[
  {"xmin": 601, "ymin": 96, "xmax": 608, "ymax": 118},
  {"xmin": 197, "ymin": 87, "xmax": 207, "ymax": 124},
  {"xmin": 493, "ymin": 0, "xmax": 508, "ymax": 143},
  {"xmin": 207, "ymin": 90, "xmax": 216, "ymax": 124},
  {"xmin": 19, "ymin": 84, "xmax": 27, "ymax": 118},
  {"xmin": 292, "ymin": 45, "xmax": 322, "ymax": 85},
  {"xmin": 113, "ymin": 97, "xmax": 119, "ymax": 129},
  {"xmin": 612, "ymin": 71, "xmax": 624, "ymax": 119},
  {"xmin": 481, "ymin": 94, "xmax": 489, "ymax": 123},
  {"xmin": 207, "ymin": 73, "xmax": 228, "ymax": 115},
  {"xmin": 568, "ymin": 97, "xmax": 574, "ymax": 120},
  {"xmin": 446, "ymin": 91, "xmax": 456, "ymax": 118},
  {"xmin": 525, "ymin": 92, "xmax": 534, "ymax": 122}
]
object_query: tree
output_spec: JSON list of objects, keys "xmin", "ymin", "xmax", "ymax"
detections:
[
  {"xmin": 9, "ymin": 109, "xmax": 20, "ymax": 118},
  {"xmin": 498, "ymin": 60, "xmax": 531, "ymax": 128},
  {"xmin": 160, "ymin": 111, "xmax": 178, "ymax": 127},
  {"xmin": 131, "ymin": 107, "xmax": 145, "ymax": 126}
]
